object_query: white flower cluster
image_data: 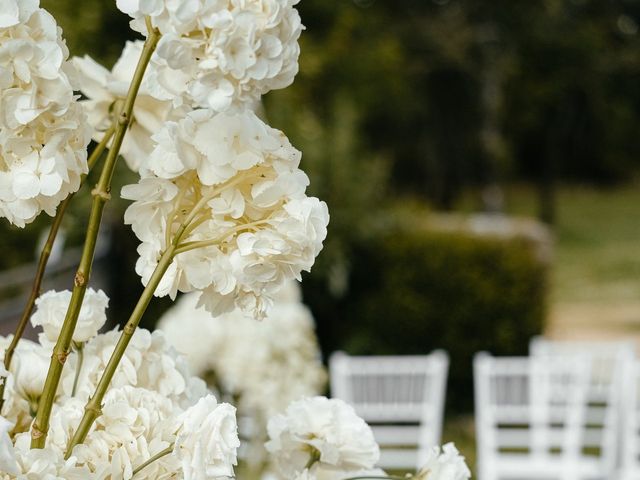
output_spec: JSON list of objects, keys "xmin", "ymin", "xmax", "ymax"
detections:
[
  {"xmin": 31, "ymin": 288, "xmax": 109, "ymax": 344},
  {"xmin": 158, "ymin": 281, "xmax": 327, "ymax": 418},
  {"xmin": 414, "ymin": 443, "xmax": 472, "ymax": 480},
  {"xmin": 0, "ymin": 0, "xmax": 90, "ymax": 227},
  {"xmin": 73, "ymin": 40, "xmax": 189, "ymax": 172},
  {"xmin": 0, "ymin": 290, "xmax": 240, "ymax": 480},
  {"xmin": 265, "ymin": 397, "xmax": 471, "ymax": 480},
  {"xmin": 266, "ymin": 396, "xmax": 380, "ymax": 480},
  {"xmin": 123, "ymin": 109, "xmax": 328, "ymax": 319},
  {"xmin": 116, "ymin": 0, "xmax": 303, "ymax": 112}
]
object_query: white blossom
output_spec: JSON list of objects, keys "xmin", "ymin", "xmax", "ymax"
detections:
[
  {"xmin": 174, "ymin": 394, "xmax": 240, "ymax": 480},
  {"xmin": 61, "ymin": 327, "xmax": 207, "ymax": 409},
  {"xmin": 158, "ymin": 281, "xmax": 326, "ymax": 418},
  {"xmin": 30, "ymin": 288, "xmax": 109, "ymax": 344},
  {"xmin": 73, "ymin": 40, "xmax": 188, "ymax": 171},
  {"xmin": 122, "ymin": 109, "xmax": 328, "ymax": 319},
  {"xmin": 116, "ymin": 0, "xmax": 304, "ymax": 112},
  {"xmin": 0, "ymin": 5, "xmax": 91, "ymax": 227},
  {"xmin": 266, "ymin": 397, "xmax": 380, "ymax": 478},
  {"xmin": 8, "ymin": 339, "xmax": 49, "ymax": 404},
  {"xmin": 0, "ymin": 416, "xmax": 19, "ymax": 476},
  {"xmin": 415, "ymin": 443, "xmax": 471, "ymax": 480}
]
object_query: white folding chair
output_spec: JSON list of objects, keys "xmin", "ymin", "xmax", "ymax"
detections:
[
  {"xmin": 530, "ymin": 336, "xmax": 633, "ymax": 477},
  {"xmin": 618, "ymin": 360, "xmax": 640, "ymax": 480},
  {"xmin": 474, "ymin": 352, "xmax": 605, "ymax": 480},
  {"xmin": 329, "ymin": 350, "xmax": 449, "ymax": 471}
]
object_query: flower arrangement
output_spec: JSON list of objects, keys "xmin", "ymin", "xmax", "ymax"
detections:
[{"xmin": 0, "ymin": 1, "xmax": 471, "ymax": 479}]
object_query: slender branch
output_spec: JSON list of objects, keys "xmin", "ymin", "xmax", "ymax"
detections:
[
  {"xmin": 65, "ymin": 180, "xmax": 213, "ymax": 454},
  {"xmin": 30, "ymin": 24, "xmax": 161, "ymax": 449},
  {"xmin": 71, "ymin": 343, "xmax": 84, "ymax": 398},
  {"xmin": 65, "ymin": 241, "xmax": 177, "ymax": 455},
  {"xmin": 132, "ymin": 445, "xmax": 174, "ymax": 477},
  {"xmin": 0, "ymin": 125, "xmax": 115, "ymax": 416},
  {"xmin": 173, "ymin": 220, "xmax": 271, "ymax": 256}
]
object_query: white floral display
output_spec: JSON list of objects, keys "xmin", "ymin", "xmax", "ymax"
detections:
[
  {"xmin": 0, "ymin": 2, "xmax": 91, "ymax": 227},
  {"xmin": 115, "ymin": 0, "xmax": 303, "ymax": 112},
  {"xmin": 123, "ymin": 109, "xmax": 329, "ymax": 319},
  {"xmin": 266, "ymin": 396, "xmax": 380, "ymax": 478},
  {"xmin": 73, "ymin": 40, "xmax": 190, "ymax": 172},
  {"xmin": 0, "ymin": 1, "xmax": 470, "ymax": 479},
  {"xmin": 30, "ymin": 288, "xmax": 109, "ymax": 344},
  {"xmin": 158, "ymin": 280, "xmax": 327, "ymax": 418}
]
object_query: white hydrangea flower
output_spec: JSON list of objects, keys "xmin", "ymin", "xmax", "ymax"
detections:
[
  {"xmin": 61, "ymin": 327, "xmax": 207, "ymax": 410},
  {"xmin": 122, "ymin": 109, "xmax": 328, "ymax": 319},
  {"xmin": 174, "ymin": 394, "xmax": 240, "ymax": 480},
  {"xmin": 0, "ymin": 0, "xmax": 38, "ymax": 28},
  {"xmin": 30, "ymin": 288, "xmax": 109, "ymax": 344},
  {"xmin": 0, "ymin": 416, "xmax": 19, "ymax": 476},
  {"xmin": 158, "ymin": 280, "xmax": 326, "ymax": 419},
  {"xmin": 415, "ymin": 443, "xmax": 471, "ymax": 480},
  {"xmin": 2, "ymin": 430, "xmax": 97, "ymax": 479},
  {"xmin": 72, "ymin": 40, "xmax": 189, "ymax": 171},
  {"xmin": 8, "ymin": 339, "xmax": 49, "ymax": 404},
  {"xmin": 116, "ymin": 0, "xmax": 303, "ymax": 112},
  {"xmin": 0, "ymin": 6, "xmax": 91, "ymax": 227},
  {"xmin": 265, "ymin": 396, "xmax": 380, "ymax": 479},
  {"xmin": 70, "ymin": 386, "xmax": 181, "ymax": 479}
]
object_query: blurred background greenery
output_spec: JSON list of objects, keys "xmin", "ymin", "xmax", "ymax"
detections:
[{"xmin": 4, "ymin": 0, "xmax": 640, "ymax": 469}]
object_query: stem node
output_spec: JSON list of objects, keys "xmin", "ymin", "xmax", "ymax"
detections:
[
  {"xmin": 55, "ymin": 351, "xmax": 69, "ymax": 365},
  {"xmin": 31, "ymin": 425, "xmax": 44, "ymax": 439},
  {"xmin": 91, "ymin": 187, "xmax": 112, "ymax": 201},
  {"xmin": 74, "ymin": 271, "xmax": 86, "ymax": 288}
]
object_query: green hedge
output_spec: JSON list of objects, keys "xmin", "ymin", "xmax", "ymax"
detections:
[{"xmin": 304, "ymin": 223, "xmax": 547, "ymax": 412}]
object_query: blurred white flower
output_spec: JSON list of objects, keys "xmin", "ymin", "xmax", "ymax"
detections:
[
  {"xmin": 72, "ymin": 40, "xmax": 188, "ymax": 171},
  {"xmin": 8, "ymin": 339, "xmax": 49, "ymax": 403},
  {"xmin": 30, "ymin": 288, "xmax": 109, "ymax": 344},
  {"xmin": 122, "ymin": 109, "xmax": 328, "ymax": 319},
  {"xmin": 0, "ymin": 0, "xmax": 38, "ymax": 28},
  {"xmin": 265, "ymin": 396, "xmax": 380, "ymax": 479},
  {"xmin": 116, "ymin": 0, "xmax": 303, "ymax": 112},
  {"xmin": 0, "ymin": 6, "xmax": 90, "ymax": 227},
  {"xmin": 174, "ymin": 394, "xmax": 240, "ymax": 480},
  {"xmin": 415, "ymin": 443, "xmax": 471, "ymax": 480},
  {"xmin": 0, "ymin": 416, "xmax": 19, "ymax": 476},
  {"xmin": 158, "ymin": 280, "xmax": 326, "ymax": 419}
]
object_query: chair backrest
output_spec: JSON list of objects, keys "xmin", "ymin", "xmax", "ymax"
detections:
[
  {"xmin": 474, "ymin": 353, "xmax": 592, "ymax": 480},
  {"xmin": 529, "ymin": 336, "xmax": 632, "ymax": 474},
  {"xmin": 329, "ymin": 350, "xmax": 449, "ymax": 471},
  {"xmin": 619, "ymin": 360, "xmax": 640, "ymax": 480}
]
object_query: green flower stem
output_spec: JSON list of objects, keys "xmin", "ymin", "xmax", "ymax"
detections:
[
  {"xmin": 305, "ymin": 449, "xmax": 321, "ymax": 470},
  {"xmin": 65, "ymin": 185, "xmax": 211, "ymax": 455},
  {"xmin": 132, "ymin": 445, "xmax": 174, "ymax": 477},
  {"xmin": 0, "ymin": 124, "xmax": 115, "ymax": 416},
  {"xmin": 30, "ymin": 23, "xmax": 161, "ymax": 449},
  {"xmin": 70, "ymin": 342, "xmax": 84, "ymax": 398},
  {"xmin": 65, "ymin": 241, "xmax": 176, "ymax": 456}
]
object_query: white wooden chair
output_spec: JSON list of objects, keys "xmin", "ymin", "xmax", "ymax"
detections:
[
  {"xmin": 530, "ymin": 337, "xmax": 633, "ymax": 477},
  {"xmin": 618, "ymin": 360, "xmax": 640, "ymax": 480},
  {"xmin": 474, "ymin": 352, "xmax": 610, "ymax": 480},
  {"xmin": 329, "ymin": 350, "xmax": 449, "ymax": 471}
]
